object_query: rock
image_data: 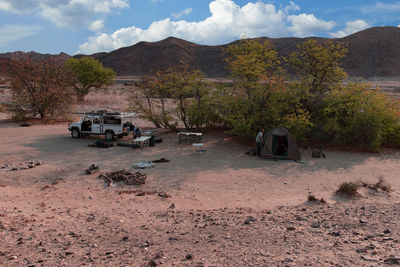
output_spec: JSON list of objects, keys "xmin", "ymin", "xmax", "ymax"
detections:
[
  {"xmin": 186, "ymin": 254, "xmax": 193, "ymax": 260},
  {"xmin": 360, "ymin": 255, "xmax": 378, "ymax": 262},
  {"xmin": 330, "ymin": 231, "xmax": 341, "ymax": 237},
  {"xmin": 141, "ymin": 241, "xmax": 150, "ymax": 248},
  {"xmin": 148, "ymin": 259, "xmax": 157, "ymax": 267},
  {"xmin": 158, "ymin": 192, "xmax": 170, "ymax": 198},
  {"xmin": 311, "ymin": 222, "xmax": 320, "ymax": 228},
  {"xmin": 244, "ymin": 216, "xmax": 257, "ymax": 225},
  {"xmin": 287, "ymin": 226, "xmax": 296, "ymax": 231},
  {"xmin": 359, "ymin": 219, "xmax": 368, "ymax": 224},
  {"xmin": 384, "ymin": 229, "xmax": 391, "ymax": 234},
  {"xmin": 168, "ymin": 203, "xmax": 175, "ymax": 209},
  {"xmin": 384, "ymin": 257, "xmax": 400, "ymax": 265}
]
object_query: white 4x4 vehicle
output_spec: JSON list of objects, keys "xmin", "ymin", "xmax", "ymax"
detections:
[{"xmin": 68, "ymin": 111, "xmax": 135, "ymax": 141}]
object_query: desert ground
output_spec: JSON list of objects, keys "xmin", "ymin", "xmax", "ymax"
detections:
[{"xmin": 1, "ymin": 82, "xmax": 400, "ymax": 266}]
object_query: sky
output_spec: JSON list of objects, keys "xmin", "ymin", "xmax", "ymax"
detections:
[{"xmin": 0, "ymin": 0, "xmax": 399, "ymax": 55}]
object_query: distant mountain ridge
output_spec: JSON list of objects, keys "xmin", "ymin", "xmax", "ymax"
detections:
[{"xmin": 1, "ymin": 27, "xmax": 400, "ymax": 78}]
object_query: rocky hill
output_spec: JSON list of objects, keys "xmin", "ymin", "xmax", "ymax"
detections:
[{"xmin": 2, "ymin": 27, "xmax": 400, "ymax": 78}]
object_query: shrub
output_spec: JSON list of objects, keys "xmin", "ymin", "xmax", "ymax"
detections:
[
  {"xmin": 5, "ymin": 57, "xmax": 74, "ymax": 120},
  {"xmin": 319, "ymin": 83, "xmax": 400, "ymax": 151},
  {"xmin": 361, "ymin": 176, "xmax": 391, "ymax": 193},
  {"xmin": 336, "ymin": 182, "xmax": 360, "ymax": 196}
]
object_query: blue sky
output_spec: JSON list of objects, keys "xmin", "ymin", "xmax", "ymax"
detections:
[{"xmin": 0, "ymin": 0, "xmax": 399, "ymax": 55}]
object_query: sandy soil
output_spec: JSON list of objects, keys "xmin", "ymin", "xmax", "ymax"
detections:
[
  {"xmin": 1, "ymin": 118, "xmax": 400, "ymax": 266},
  {"xmin": 1, "ymin": 80, "xmax": 400, "ymax": 266}
]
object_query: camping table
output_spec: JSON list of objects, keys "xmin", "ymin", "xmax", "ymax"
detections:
[
  {"xmin": 132, "ymin": 136, "xmax": 152, "ymax": 149},
  {"xmin": 177, "ymin": 132, "xmax": 203, "ymax": 144}
]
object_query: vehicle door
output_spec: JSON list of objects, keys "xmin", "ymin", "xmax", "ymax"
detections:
[
  {"xmin": 92, "ymin": 115, "xmax": 103, "ymax": 134},
  {"xmin": 81, "ymin": 116, "xmax": 93, "ymax": 133}
]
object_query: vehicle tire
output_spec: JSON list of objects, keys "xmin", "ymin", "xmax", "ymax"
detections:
[
  {"xmin": 104, "ymin": 131, "xmax": 114, "ymax": 141},
  {"xmin": 71, "ymin": 128, "xmax": 80, "ymax": 138}
]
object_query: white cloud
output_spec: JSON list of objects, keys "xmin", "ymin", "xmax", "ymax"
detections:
[
  {"xmin": 0, "ymin": 24, "xmax": 41, "ymax": 48},
  {"xmin": 362, "ymin": 2, "xmax": 400, "ymax": 13},
  {"xmin": 0, "ymin": 0, "xmax": 129, "ymax": 28},
  {"xmin": 89, "ymin": 20, "xmax": 105, "ymax": 32},
  {"xmin": 287, "ymin": 14, "xmax": 336, "ymax": 37},
  {"xmin": 78, "ymin": 0, "xmax": 338, "ymax": 54},
  {"xmin": 329, "ymin": 19, "xmax": 370, "ymax": 38},
  {"xmin": 171, "ymin": 8, "xmax": 192, "ymax": 19}
]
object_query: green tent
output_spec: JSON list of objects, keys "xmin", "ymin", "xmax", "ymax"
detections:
[{"xmin": 261, "ymin": 127, "xmax": 301, "ymax": 161}]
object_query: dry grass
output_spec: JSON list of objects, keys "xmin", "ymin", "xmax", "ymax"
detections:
[
  {"xmin": 361, "ymin": 176, "xmax": 391, "ymax": 193},
  {"xmin": 307, "ymin": 194, "xmax": 326, "ymax": 204},
  {"xmin": 336, "ymin": 182, "xmax": 360, "ymax": 197}
]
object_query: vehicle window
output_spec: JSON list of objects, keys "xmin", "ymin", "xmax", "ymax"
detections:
[{"xmin": 93, "ymin": 118, "xmax": 101, "ymax": 124}]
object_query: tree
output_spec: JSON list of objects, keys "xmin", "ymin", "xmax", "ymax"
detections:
[
  {"xmin": 288, "ymin": 40, "xmax": 347, "ymax": 97},
  {"xmin": 222, "ymin": 38, "xmax": 311, "ymax": 139},
  {"xmin": 65, "ymin": 57, "xmax": 115, "ymax": 102},
  {"xmin": 5, "ymin": 57, "xmax": 74, "ymax": 120},
  {"xmin": 320, "ymin": 83, "xmax": 400, "ymax": 150},
  {"xmin": 224, "ymin": 38, "xmax": 280, "ymax": 98},
  {"xmin": 131, "ymin": 66, "xmax": 212, "ymax": 130}
]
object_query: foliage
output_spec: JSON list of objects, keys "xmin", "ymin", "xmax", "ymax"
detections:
[
  {"xmin": 287, "ymin": 40, "xmax": 348, "ymax": 115},
  {"xmin": 131, "ymin": 74, "xmax": 177, "ymax": 130},
  {"xmin": 5, "ymin": 57, "xmax": 74, "ymax": 120},
  {"xmin": 131, "ymin": 66, "xmax": 214, "ymax": 131},
  {"xmin": 65, "ymin": 57, "xmax": 115, "ymax": 102},
  {"xmin": 318, "ymin": 83, "xmax": 400, "ymax": 150},
  {"xmin": 222, "ymin": 39, "xmax": 312, "ymax": 139}
]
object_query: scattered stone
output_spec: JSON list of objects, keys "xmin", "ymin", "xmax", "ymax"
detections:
[
  {"xmin": 244, "ymin": 216, "xmax": 257, "ymax": 225},
  {"xmin": 158, "ymin": 192, "xmax": 170, "ymax": 198},
  {"xmin": 359, "ymin": 219, "xmax": 368, "ymax": 224},
  {"xmin": 361, "ymin": 255, "xmax": 378, "ymax": 262},
  {"xmin": 147, "ymin": 259, "xmax": 157, "ymax": 267},
  {"xmin": 330, "ymin": 231, "xmax": 341, "ymax": 237},
  {"xmin": 85, "ymin": 164, "xmax": 99, "ymax": 175},
  {"xmin": 169, "ymin": 203, "xmax": 175, "ymax": 209},
  {"xmin": 141, "ymin": 241, "xmax": 150, "ymax": 248},
  {"xmin": 384, "ymin": 257, "xmax": 400, "ymax": 265},
  {"xmin": 186, "ymin": 254, "xmax": 193, "ymax": 260},
  {"xmin": 287, "ymin": 226, "xmax": 296, "ymax": 231},
  {"xmin": 384, "ymin": 229, "xmax": 391, "ymax": 234},
  {"xmin": 311, "ymin": 222, "xmax": 320, "ymax": 228}
]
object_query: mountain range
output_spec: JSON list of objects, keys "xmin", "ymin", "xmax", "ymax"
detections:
[{"xmin": 1, "ymin": 27, "xmax": 400, "ymax": 78}]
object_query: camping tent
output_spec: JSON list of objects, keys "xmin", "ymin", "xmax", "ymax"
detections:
[{"xmin": 261, "ymin": 127, "xmax": 301, "ymax": 161}]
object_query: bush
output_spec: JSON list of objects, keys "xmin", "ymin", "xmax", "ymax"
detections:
[
  {"xmin": 5, "ymin": 57, "xmax": 74, "ymax": 120},
  {"xmin": 361, "ymin": 176, "xmax": 391, "ymax": 193},
  {"xmin": 318, "ymin": 83, "xmax": 400, "ymax": 151},
  {"xmin": 336, "ymin": 182, "xmax": 360, "ymax": 196}
]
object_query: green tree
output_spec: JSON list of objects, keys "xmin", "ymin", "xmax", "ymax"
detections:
[
  {"xmin": 65, "ymin": 57, "xmax": 115, "ymax": 102},
  {"xmin": 131, "ymin": 66, "xmax": 213, "ymax": 130},
  {"xmin": 222, "ymin": 39, "xmax": 311, "ymax": 139},
  {"xmin": 5, "ymin": 57, "xmax": 73, "ymax": 120},
  {"xmin": 287, "ymin": 40, "xmax": 348, "ymax": 114},
  {"xmin": 320, "ymin": 83, "xmax": 400, "ymax": 150},
  {"xmin": 224, "ymin": 39, "xmax": 280, "ymax": 98},
  {"xmin": 131, "ymin": 74, "xmax": 176, "ymax": 130}
]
